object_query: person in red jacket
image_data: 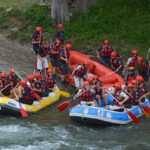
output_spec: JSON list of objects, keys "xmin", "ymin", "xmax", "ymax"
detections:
[
  {"xmin": 27, "ymin": 75, "xmax": 35, "ymax": 88},
  {"xmin": 125, "ymin": 83, "xmax": 139, "ymax": 106},
  {"xmin": 49, "ymin": 39, "xmax": 61, "ymax": 75},
  {"xmin": 137, "ymin": 57, "xmax": 149, "ymax": 82},
  {"xmin": 0, "ymin": 73, "xmax": 10, "ymax": 97},
  {"xmin": 45, "ymin": 69, "xmax": 56, "ymax": 92},
  {"xmin": 124, "ymin": 67, "xmax": 137, "ymax": 85},
  {"xmin": 73, "ymin": 81, "xmax": 94, "ymax": 106},
  {"xmin": 92, "ymin": 76, "xmax": 109, "ymax": 109},
  {"xmin": 57, "ymin": 43, "xmax": 72, "ymax": 85},
  {"xmin": 136, "ymin": 76, "xmax": 148, "ymax": 96},
  {"xmin": 96, "ymin": 40, "xmax": 113, "ymax": 67},
  {"xmin": 55, "ymin": 24, "xmax": 64, "ymax": 44},
  {"xmin": 18, "ymin": 80, "xmax": 35, "ymax": 105},
  {"xmin": 123, "ymin": 50, "xmax": 138, "ymax": 74},
  {"xmin": 71, "ymin": 61, "xmax": 90, "ymax": 92},
  {"xmin": 32, "ymin": 26, "xmax": 43, "ymax": 55},
  {"xmin": 110, "ymin": 52, "xmax": 124, "ymax": 75},
  {"xmin": 37, "ymin": 42, "xmax": 49, "ymax": 73}
]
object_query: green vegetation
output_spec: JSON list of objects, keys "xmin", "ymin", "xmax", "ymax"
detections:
[
  {"xmin": 64, "ymin": 0, "xmax": 150, "ymax": 57},
  {"xmin": 0, "ymin": 0, "xmax": 150, "ymax": 58}
]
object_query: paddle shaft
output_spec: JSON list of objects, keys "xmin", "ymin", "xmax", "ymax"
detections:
[
  {"xmin": 0, "ymin": 83, "xmax": 11, "ymax": 92},
  {"xmin": 104, "ymin": 71, "xmax": 117, "ymax": 77}
]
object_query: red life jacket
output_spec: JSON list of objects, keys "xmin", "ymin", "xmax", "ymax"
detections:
[
  {"xmin": 75, "ymin": 65, "xmax": 88, "ymax": 77},
  {"xmin": 125, "ymin": 91, "xmax": 135, "ymax": 104},
  {"xmin": 138, "ymin": 83, "xmax": 147, "ymax": 95},
  {"xmin": 50, "ymin": 44, "xmax": 60, "ymax": 58},
  {"xmin": 58, "ymin": 49, "xmax": 70, "ymax": 62},
  {"xmin": 80, "ymin": 88, "xmax": 93, "ymax": 102},
  {"xmin": 0, "ymin": 80, "xmax": 10, "ymax": 91},
  {"xmin": 46, "ymin": 76, "xmax": 55, "ymax": 89},
  {"xmin": 138, "ymin": 60, "xmax": 149, "ymax": 73},
  {"xmin": 39, "ymin": 45, "xmax": 48, "ymax": 57},
  {"xmin": 22, "ymin": 86, "xmax": 35, "ymax": 100},
  {"xmin": 128, "ymin": 56, "xmax": 137, "ymax": 67},
  {"xmin": 111, "ymin": 57, "xmax": 121, "ymax": 69},
  {"xmin": 32, "ymin": 32, "xmax": 43, "ymax": 45},
  {"xmin": 101, "ymin": 45, "xmax": 113, "ymax": 57},
  {"xmin": 9, "ymin": 75, "xmax": 18, "ymax": 87},
  {"xmin": 127, "ymin": 74, "xmax": 136, "ymax": 83},
  {"xmin": 113, "ymin": 90, "xmax": 124, "ymax": 106}
]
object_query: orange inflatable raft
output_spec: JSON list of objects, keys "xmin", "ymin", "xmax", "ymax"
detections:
[{"xmin": 68, "ymin": 51, "xmax": 125, "ymax": 88}]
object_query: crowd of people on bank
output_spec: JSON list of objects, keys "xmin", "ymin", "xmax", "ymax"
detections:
[{"xmin": 0, "ymin": 24, "xmax": 149, "ymax": 109}]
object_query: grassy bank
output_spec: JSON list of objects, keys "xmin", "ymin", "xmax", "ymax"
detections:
[{"xmin": 0, "ymin": 0, "xmax": 150, "ymax": 58}]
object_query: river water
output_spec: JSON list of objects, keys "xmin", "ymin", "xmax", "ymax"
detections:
[{"xmin": 0, "ymin": 101, "xmax": 150, "ymax": 150}]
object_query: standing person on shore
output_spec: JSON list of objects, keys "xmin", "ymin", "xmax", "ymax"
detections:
[
  {"xmin": 32, "ymin": 26, "xmax": 43, "ymax": 55},
  {"xmin": 57, "ymin": 43, "xmax": 72, "ymax": 86},
  {"xmin": 123, "ymin": 50, "xmax": 138, "ymax": 74},
  {"xmin": 55, "ymin": 24, "xmax": 64, "ymax": 44},
  {"xmin": 36, "ymin": 42, "xmax": 49, "ymax": 73},
  {"xmin": 49, "ymin": 39, "xmax": 61, "ymax": 76},
  {"xmin": 96, "ymin": 40, "xmax": 113, "ymax": 67}
]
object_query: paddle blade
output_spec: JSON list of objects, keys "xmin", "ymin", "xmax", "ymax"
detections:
[
  {"xmin": 57, "ymin": 100, "xmax": 71, "ymax": 112},
  {"xmin": 33, "ymin": 92, "xmax": 41, "ymax": 100},
  {"xmin": 126, "ymin": 109, "xmax": 140, "ymax": 124},
  {"xmin": 142, "ymin": 105, "xmax": 150, "ymax": 114},
  {"xmin": 20, "ymin": 107, "xmax": 28, "ymax": 117}
]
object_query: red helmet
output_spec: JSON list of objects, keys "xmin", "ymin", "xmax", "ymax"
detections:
[
  {"xmin": 104, "ymin": 40, "xmax": 109, "ymax": 44},
  {"xmin": 136, "ymin": 76, "xmax": 144, "ymax": 82},
  {"xmin": 87, "ymin": 76, "xmax": 93, "ymax": 83},
  {"xmin": 35, "ymin": 72, "xmax": 41, "ymax": 79},
  {"xmin": 93, "ymin": 75, "xmax": 98, "ymax": 79},
  {"xmin": 10, "ymin": 69, "xmax": 15, "ymax": 75},
  {"xmin": 66, "ymin": 43, "xmax": 72, "ymax": 50},
  {"xmin": 1, "ymin": 73, "xmax": 6, "ymax": 78},
  {"xmin": 58, "ymin": 24, "xmax": 63, "ymax": 28},
  {"xmin": 84, "ymin": 61, "xmax": 90, "ymax": 66},
  {"xmin": 56, "ymin": 39, "xmax": 61, "ymax": 44},
  {"xmin": 83, "ymin": 81, "xmax": 89, "ymax": 87},
  {"xmin": 137, "ymin": 57, "xmax": 143, "ymax": 62},
  {"xmin": 127, "ymin": 83, "xmax": 134, "ymax": 88},
  {"xmin": 114, "ymin": 83, "xmax": 121, "ymax": 89},
  {"xmin": 36, "ymin": 26, "xmax": 42, "ymax": 32},
  {"xmin": 132, "ymin": 50, "xmax": 138, "ymax": 54},
  {"xmin": 28, "ymin": 75, "xmax": 34, "ymax": 82},
  {"xmin": 111, "ymin": 52, "xmax": 117, "ymax": 57},
  {"xmin": 47, "ymin": 69, "xmax": 52, "ymax": 73},
  {"xmin": 20, "ymin": 80, "xmax": 27, "ymax": 87},
  {"xmin": 131, "ymin": 79, "xmax": 138, "ymax": 84}
]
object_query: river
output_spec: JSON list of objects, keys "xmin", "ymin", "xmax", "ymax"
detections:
[{"xmin": 0, "ymin": 101, "xmax": 150, "ymax": 150}]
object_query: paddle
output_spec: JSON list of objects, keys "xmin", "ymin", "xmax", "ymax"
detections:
[
  {"xmin": 0, "ymin": 83, "xmax": 11, "ymax": 93},
  {"xmin": 12, "ymin": 88, "xmax": 28, "ymax": 117},
  {"xmin": 103, "ymin": 71, "xmax": 117, "ymax": 78},
  {"xmin": 123, "ymin": 89, "xmax": 150, "ymax": 114},
  {"xmin": 10, "ymin": 66, "xmax": 42, "ymax": 100},
  {"xmin": 105, "ymin": 89, "xmax": 140, "ymax": 124},
  {"xmin": 57, "ymin": 86, "xmax": 94, "ymax": 112}
]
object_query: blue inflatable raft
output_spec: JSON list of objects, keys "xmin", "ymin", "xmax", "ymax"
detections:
[{"xmin": 69, "ymin": 95, "xmax": 150, "ymax": 126}]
